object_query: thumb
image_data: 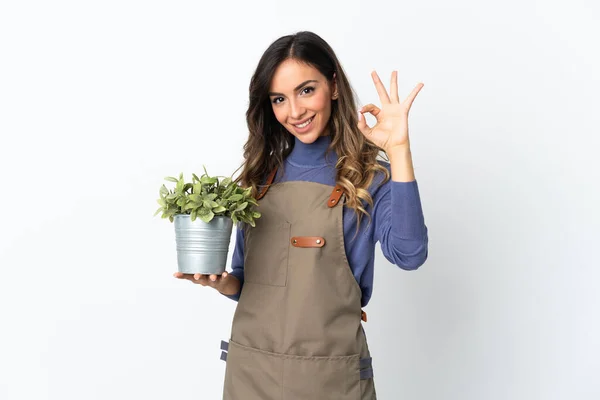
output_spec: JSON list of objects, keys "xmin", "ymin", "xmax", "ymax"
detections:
[{"xmin": 216, "ymin": 271, "xmax": 229, "ymax": 285}]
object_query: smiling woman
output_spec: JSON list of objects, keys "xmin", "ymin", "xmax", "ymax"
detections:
[{"xmin": 175, "ymin": 30, "xmax": 429, "ymax": 400}]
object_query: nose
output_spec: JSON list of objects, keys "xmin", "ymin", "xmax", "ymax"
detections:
[{"xmin": 288, "ymin": 99, "xmax": 306, "ymax": 121}]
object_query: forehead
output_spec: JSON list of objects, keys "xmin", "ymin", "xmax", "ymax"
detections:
[{"xmin": 269, "ymin": 59, "xmax": 323, "ymax": 91}]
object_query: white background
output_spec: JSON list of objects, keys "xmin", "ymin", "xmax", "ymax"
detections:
[{"xmin": 1, "ymin": 0, "xmax": 598, "ymax": 399}]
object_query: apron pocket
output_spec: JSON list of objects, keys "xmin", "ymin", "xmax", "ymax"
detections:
[
  {"xmin": 282, "ymin": 353, "xmax": 361, "ymax": 400},
  {"xmin": 224, "ymin": 340, "xmax": 361, "ymax": 400},
  {"xmin": 244, "ymin": 221, "xmax": 291, "ymax": 287},
  {"xmin": 223, "ymin": 340, "xmax": 284, "ymax": 400}
]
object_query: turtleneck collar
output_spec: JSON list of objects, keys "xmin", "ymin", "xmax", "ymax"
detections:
[{"xmin": 285, "ymin": 135, "xmax": 337, "ymax": 168}]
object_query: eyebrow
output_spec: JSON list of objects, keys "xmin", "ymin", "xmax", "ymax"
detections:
[{"xmin": 268, "ymin": 80, "xmax": 319, "ymax": 97}]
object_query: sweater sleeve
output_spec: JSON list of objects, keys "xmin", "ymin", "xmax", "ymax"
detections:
[
  {"xmin": 373, "ymin": 179, "xmax": 429, "ymax": 270},
  {"xmin": 221, "ymin": 225, "xmax": 245, "ymax": 301}
]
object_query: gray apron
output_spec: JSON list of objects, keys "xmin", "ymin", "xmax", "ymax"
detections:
[{"xmin": 220, "ymin": 167, "xmax": 376, "ymax": 399}]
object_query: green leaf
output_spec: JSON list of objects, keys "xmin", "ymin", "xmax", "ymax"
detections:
[
  {"xmin": 212, "ymin": 205, "xmax": 227, "ymax": 213},
  {"xmin": 229, "ymin": 194, "xmax": 243, "ymax": 202},
  {"xmin": 222, "ymin": 187, "xmax": 234, "ymax": 199},
  {"xmin": 221, "ymin": 177, "xmax": 232, "ymax": 187},
  {"xmin": 182, "ymin": 202, "xmax": 195, "ymax": 211},
  {"xmin": 200, "ymin": 176, "xmax": 216, "ymax": 185},
  {"xmin": 252, "ymin": 211, "xmax": 261, "ymax": 218},
  {"xmin": 198, "ymin": 207, "xmax": 211, "ymax": 216},
  {"xmin": 154, "ymin": 207, "xmax": 163, "ymax": 216},
  {"xmin": 235, "ymin": 202, "xmax": 248, "ymax": 212},
  {"xmin": 164, "ymin": 176, "xmax": 178, "ymax": 182},
  {"xmin": 202, "ymin": 199, "xmax": 218, "ymax": 208},
  {"xmin": 157, "ymin": 198, "xmax": 167, "ymax": 207},
  {"xmin": 199, "ymin": 209, "xmax": 215, "ymax": 223}
]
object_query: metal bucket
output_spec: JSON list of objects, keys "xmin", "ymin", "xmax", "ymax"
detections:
[{"xmin": 174, "ymin": 214, "xmax": 234, "ymax": 274}]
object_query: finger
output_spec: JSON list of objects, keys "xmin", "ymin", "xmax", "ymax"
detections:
[
  {"xmin": 357, "ymin": 108, "xmax": 372, "ymax": 138},
  {"xmin": 194, "ymin": 274, "xmax": 211, "ymax": 286},
  {"xmin": 390, "ymin": 70, "xmax": 399, "ymax": 103},
  {"xmin": 402, "ymin": 83, "xmax": 424, "ymax": 111},
  {"xmin": 371, "ymin": 70, "xmax": 391, "ymax": 104},
  {"xmin": 359, "ymin": 104, "xmax": 382, "ymax": 122}
]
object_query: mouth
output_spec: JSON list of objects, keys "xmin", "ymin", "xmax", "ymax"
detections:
[{"xmin": 291, "ymin": 116, "xmax": 315, "ymax": 130}]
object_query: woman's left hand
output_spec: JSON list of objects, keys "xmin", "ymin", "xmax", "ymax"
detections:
[{"xmin": 357, "ymin": 70, "xmax": 424, "ymax": 153}]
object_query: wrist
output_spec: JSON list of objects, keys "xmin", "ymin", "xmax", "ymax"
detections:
[
  {"xmin": 386, "ymin": 144, "xmax": 411, "ymax": 159},
  {"xmin": 386, "ymin": 145, "xmax": 416, "ymax": 182}
]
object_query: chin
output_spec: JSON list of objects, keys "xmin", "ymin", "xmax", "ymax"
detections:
[{"xmin": 293, "ymin": 132, "xmax": 323, "ymax": 144}]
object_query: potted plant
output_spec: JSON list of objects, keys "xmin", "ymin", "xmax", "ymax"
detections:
[{"xmin": 154, "ymin": 166, "xmax": 261, "ymax": 275}]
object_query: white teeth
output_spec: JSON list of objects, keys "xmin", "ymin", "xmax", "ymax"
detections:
[{"xmin": 294, "ymin": 117, "xmax": 313, "ymax": 128}]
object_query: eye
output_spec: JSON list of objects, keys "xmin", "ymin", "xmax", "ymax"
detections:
[{"xmin": 271, "ymin": 86, "xmax": 315, "ymax": 105}]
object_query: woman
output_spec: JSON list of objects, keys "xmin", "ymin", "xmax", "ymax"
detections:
[{"xmin": 174, "ymin": 31, "xmax": 428, "ymax": 399}]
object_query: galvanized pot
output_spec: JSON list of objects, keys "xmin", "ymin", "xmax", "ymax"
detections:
[{"xmin": 173, "ymin": 214, "xmax": 234, "ymax": 274}]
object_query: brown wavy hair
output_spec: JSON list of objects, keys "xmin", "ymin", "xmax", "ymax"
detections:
[{"xmin": 233, "ymin": 31, "xmax": 390, "ymax": 234}]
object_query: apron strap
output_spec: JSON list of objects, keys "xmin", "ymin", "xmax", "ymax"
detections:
[
  {"xmin": 360, "ymin": 357, "xmax": 372, "ymax": 369},
  {"xmin": 360, "ymin": 368, "xmax": 374, "ymax": 379},
  {"xmin": 220, "ymin": 340, "xmax": 229, "ymax": 361},
  {"xmin": 257, "ymin": 166, "xmax": 278, "ymax": 200},
  {"xmin": 327, "ymin": 184, "xmax": 344, "ymax": 207},
  {"xmin": 359, "ymin": 357, "xmax": 373, "ymax": 379}
]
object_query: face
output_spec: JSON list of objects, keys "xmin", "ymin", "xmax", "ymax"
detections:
[{"xmin": 268, "ymin": 59, "xmax": 337, "ymax": 144}]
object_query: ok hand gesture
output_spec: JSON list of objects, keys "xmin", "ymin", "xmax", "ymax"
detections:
[{"xmin": 357, "ymin": 70, "xmax": 423, "ymax": 153}]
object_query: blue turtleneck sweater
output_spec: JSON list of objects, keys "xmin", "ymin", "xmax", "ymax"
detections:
[{"xmin": 224, "ymin": 135, "xmax": 428, "ymax": 307}]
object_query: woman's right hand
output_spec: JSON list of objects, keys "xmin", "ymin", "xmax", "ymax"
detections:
[{"xmin": 173, "ymin": 271, "xmax": 239, "ymax": 295}]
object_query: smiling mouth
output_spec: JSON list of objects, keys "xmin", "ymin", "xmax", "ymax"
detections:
[{"xmin": 292, "ymin": 116, "xmax": 314, "ymax": 128}]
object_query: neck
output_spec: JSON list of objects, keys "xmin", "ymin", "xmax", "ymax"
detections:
[{"xmin": 286, "ymin": 135, "xmax": 336, "ymax": 167}]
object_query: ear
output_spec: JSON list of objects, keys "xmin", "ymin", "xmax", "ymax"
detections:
[{"xmin": 331, "ymin": 72, "xmax": 338, "ymax": 100}]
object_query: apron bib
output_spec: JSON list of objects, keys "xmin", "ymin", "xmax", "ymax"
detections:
[{"xmin": 220, "ymin": 168, "xmax": 377, "ymax": 399}]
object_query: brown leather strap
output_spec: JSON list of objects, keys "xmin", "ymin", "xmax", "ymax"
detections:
[
  {"xmin": 361, "ymin": 310, "xmax": 367, "ymax": 322},
  {"xmin": 256, "ymin": 166, "xmax": 278, "ymax": 200},
  {"xmin": 291, "ymin": 236, "xmax": 325, "ymax": 248},
  {"xmin": 327, "ymin": 184, "xmax": 344, "ymax": 207}
]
